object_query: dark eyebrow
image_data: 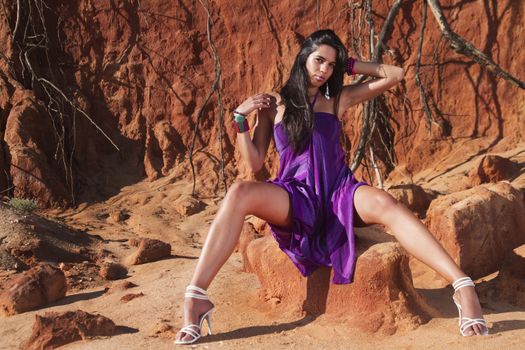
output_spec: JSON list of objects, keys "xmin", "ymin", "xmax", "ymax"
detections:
[{"xmin": 315, "ymin": 55, "xmax": 336, "ymax": 65}]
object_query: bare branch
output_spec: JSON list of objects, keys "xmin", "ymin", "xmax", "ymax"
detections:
[
  {"xmin": 351, "ymin": 0, "xmax": 374, "ymax": 172},
  {"xmin": 200, "ymin": 0, "xmax": 227, "ymax": 194},
  {"xmin": 13, "ymin": 0, "xmax": 20, "ymax": 41},
  {"xmin": 189, "ymin": 0, "xmax": 224, "ymax": 196},
  {"xmin": 415, "ymin": 0, "xmax": 433, "ymax": 131},
  {"xmin": 427, "ymin": 0, "xmax": 524, "ymax": 90},
  {"xmin": 373, "ymin": 0, "xmax": 402, "ymax": 62},
  {"xmin": 369, "ymin": 144, "xmax": 383, "ymax": 189},
  {"xmin": 316, "ymin": 0, "xmax": 320, "ymax": 29},
  {"xmin": 38, "ymin": 77, "xmax": 120, "ymax": 151}
]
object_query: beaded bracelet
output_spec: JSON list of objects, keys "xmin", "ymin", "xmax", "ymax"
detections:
[
  {"xmin": 346, "ymin": 57, "xmax": 356, "ymax": 76},
  {"xmin": 233, "ymin": 111, "xmax": 250, "ymax": 133}
]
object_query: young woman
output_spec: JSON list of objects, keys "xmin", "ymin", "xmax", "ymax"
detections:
[{"xmin": 175, "ymin": 29, "xmax": 488, "ymax": 345}]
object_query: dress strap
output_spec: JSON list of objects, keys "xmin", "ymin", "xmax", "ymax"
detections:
[{"xmin": 310, "ymin": 90, "xmax": 319, "ymax": 108}]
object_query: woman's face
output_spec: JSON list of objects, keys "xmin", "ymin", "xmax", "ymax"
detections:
[{"xmin": 305, "ymin": 44, "xmax": 337, "ymax": 88}]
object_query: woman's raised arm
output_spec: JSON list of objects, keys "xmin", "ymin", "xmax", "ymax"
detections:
[
  {"xmin": 234, "ymin": 93, "xmax": 275, "ymax": 173},
  {"xmin": 338, "ymin": 61, "xmax": 404, "ymax": 114}
]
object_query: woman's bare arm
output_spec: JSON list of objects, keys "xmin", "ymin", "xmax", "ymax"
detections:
[
  {"xmin": 234, "ymin": 93, "xmax": 276, "ymax": 172},
  {"xmin": 338, "ymin": 61, "xmax": 404, "ymax": 114}
]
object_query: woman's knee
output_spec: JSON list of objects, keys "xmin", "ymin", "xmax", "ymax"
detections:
[
  {"xmin": 367, "ymin": 190, "xmax": 402, "ymax": 223},
  {"xmin": 375, "ymin": 191, "xmax": 399, "ymax": 209},
  {"xmin": 222, "ymin": 181, "xmax": 254, "ymax": 213},
  {"xmin": 374, "ymin": 191, "xmax": 403, "ymax": 224}
]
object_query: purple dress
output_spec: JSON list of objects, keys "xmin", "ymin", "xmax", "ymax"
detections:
[{"xmin": 267, "ymin": 109, "xmax": 368, "ymax": 284}]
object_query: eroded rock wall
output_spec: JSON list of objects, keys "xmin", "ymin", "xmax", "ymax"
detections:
[{"xmin": 0, "ymin": 0, "xmax": 523, "ymax": 205}]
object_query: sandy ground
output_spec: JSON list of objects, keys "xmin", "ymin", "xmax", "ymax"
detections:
[{"xmin": 1, "ymin": 151, "xmax": 525, "ymax": 349}]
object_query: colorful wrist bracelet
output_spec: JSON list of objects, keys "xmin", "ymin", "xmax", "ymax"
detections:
[
  {"xmin": 233, "ymin": 112, "xmax": 249, "ymax": 133},
  {"xmin": 346, "ymin": 57, "xmax": 356, "ymax": 76}
]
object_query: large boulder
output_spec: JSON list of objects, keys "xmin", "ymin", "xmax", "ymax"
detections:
[
  {"xmin": 425, "ymin": 182, "xmax": 525, "ymax": 279},
  {"xmin": 466, "ymin": 155, "xmax": 520, "ymax": 187},
  {"xmin": 236, "ymin": 222, "xmax": 260, "ymax": 272},
  {"xmin": 21, "ymin": 310, "xmax": 117, "ymax": 350},
  {"xmin": 387, "ymin": 183, "xmax": 435, "ymax": 217},
  {"xmin": 477, "ymin": 250, "xmax": 525, "ymax": 308},
  {"xmin": 245, "ymin": 234, "xmax": 435, "ymax": 335},
  {"xmin": 0, "ymin": 264, "xmax": 67, "ymax": 316}
]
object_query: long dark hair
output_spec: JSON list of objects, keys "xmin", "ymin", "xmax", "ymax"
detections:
[{"xmin": 280, "ymin": 29, "xmax": 347, "ymax": 153}]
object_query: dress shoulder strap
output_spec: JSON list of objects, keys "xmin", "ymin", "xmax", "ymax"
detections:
[{"xmin": 310, "ymin": 90, "xmax": 319, "ymax": 108}]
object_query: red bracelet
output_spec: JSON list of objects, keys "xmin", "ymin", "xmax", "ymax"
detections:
[{"xmin": 233, "ymin": 118, "xmax": 250, "ymax": 133}]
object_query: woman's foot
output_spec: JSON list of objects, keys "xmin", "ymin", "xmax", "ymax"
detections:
[
  {"xmin": 453, "ymin": 283, "xmax": 488, "ymax": 336},
  {"xmin": 175, "ymin": 291, "xmax": 215, "ymax": 343}
]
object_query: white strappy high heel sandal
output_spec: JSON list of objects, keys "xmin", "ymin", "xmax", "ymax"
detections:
[
  {"xmin": 174, "ymin": 285, "xmax": 215, "ymax": 345},
  {"xmin": 452, "ymin": 277, "xmax": 489, "ymax": 336}
]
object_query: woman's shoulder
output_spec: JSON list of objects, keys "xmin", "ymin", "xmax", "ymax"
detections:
[{"xmin": 259, "ymin": 91, "xmax": 284, "ymax": 125}]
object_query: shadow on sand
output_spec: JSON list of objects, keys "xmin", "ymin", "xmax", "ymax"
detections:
[
  {"xmin": 48, "ymin": 289, "xmax": 106, "ymax": 308},
  {"xmin": 197, "ymin": 271, "xmax": 329, "ymax": 343},
  {"xmin": 197, "ymin": 315, "xmax": 316, "ymax": 343}
]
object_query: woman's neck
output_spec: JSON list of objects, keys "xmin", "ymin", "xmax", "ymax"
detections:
[{"xmin": 307, "ymin": 87, "xmax": 319, "ymax": 99}]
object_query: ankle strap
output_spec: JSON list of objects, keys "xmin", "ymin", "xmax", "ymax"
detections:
[
  {"xmin": 185, "ymin": 284, "xmax": 209, "ymax": 300},
  {"xmin": 452, "ymin": 277, "xmax": 475, "ymax": 292}
]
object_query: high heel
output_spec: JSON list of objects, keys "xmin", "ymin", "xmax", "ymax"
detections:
[
  {"xmin": 452, "ymin": 277, "xmax": 489, "ymax": 336},
  {"xmin": 174, "ymin": 285, "xmax": 215, "ymax": 345}
]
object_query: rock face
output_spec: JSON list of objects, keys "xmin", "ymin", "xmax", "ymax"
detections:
[
  {"xmin": 0, "ymin": 1, "xmax": 523, "ymax": 204},
  {"xmin": 477, "ymin": 251, "xmax": 525, "ymax": 308},
  {"xmin": 425, "ymin": 182, "xmax": 525, "ymax": 279},
  {"xmin": 21, "ymin": 310, "xmax": 116, "ymax": 350},
  {"xmin": 125, "ymin": 238, "xmax": 171, "ymax": 265},
  {"xmin": 246, "ymin": 235, "xmax": 434, "ymax": 334},
  {"xmin": 493, "ymin": 252, "xmax": 525, "ymax": 308},
  {"xmin": 0, "ymin": 264, "xmax": 67, "ymax": 316},
  {"xmin": 0, "ymin": 77, "xmax": 70, "ymax": 206}
]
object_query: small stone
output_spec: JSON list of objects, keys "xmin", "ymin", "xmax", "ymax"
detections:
[
  {"xmin": 125, "ymin": 238, "xmax": 171, "ymax": 265},
  {"xmin": 98, "ymin": 262, "xmax": 128, "ymax": 280},
  {"xmin": 20, "ymin": 310, "xmax": 117, "ymax": 349},
  {"xmin": 120, "ymin": 292, "xmax": 144, "ymax": 302},
  {"xmin": 173, "ymin": 195, "xmax": 205, "ymax": 216},
  {"xmin": 104, "ymin": 281, "xmax": 138, "ymax": 294}
]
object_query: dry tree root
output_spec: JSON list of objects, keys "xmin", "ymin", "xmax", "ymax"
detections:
[
  {"xmin": 349, "ymin": 0, "xmax": 523, "ymax": 183},
  {"xmin": 349, "ymin": 0, "xmax": 401, "ymax": 181},
  {"xmin": 427, "ymin": 0, "xmax": 524, "ymax": 90},
  {"xmin": 415, "ymin": 0, "xmax": 433, "ymax": 132},
  {"xmin": 189, "ymin": 0, "xmax": 226, "ymax": 196},
  {"xmin": 0, "ymin": 0, "xmax": 119, "ymax": 205}
]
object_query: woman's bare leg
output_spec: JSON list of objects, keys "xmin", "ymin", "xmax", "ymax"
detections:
[
  {"xmin": 353, "ymin": 185, "xmax": 487, "ymax": 336},
  {"xmin": 177, "ymin": 181, "xmax": 292, "ymax": 342}
]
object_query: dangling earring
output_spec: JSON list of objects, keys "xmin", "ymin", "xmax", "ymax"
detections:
[{"xmin": 324, "ymin": 83, "xmax": 330, "ymax": 100}]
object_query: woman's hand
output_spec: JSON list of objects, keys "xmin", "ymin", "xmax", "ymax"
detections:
[{"xmin": 235, "ymin": 93, "xmax": 272, "ymax": 116}]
